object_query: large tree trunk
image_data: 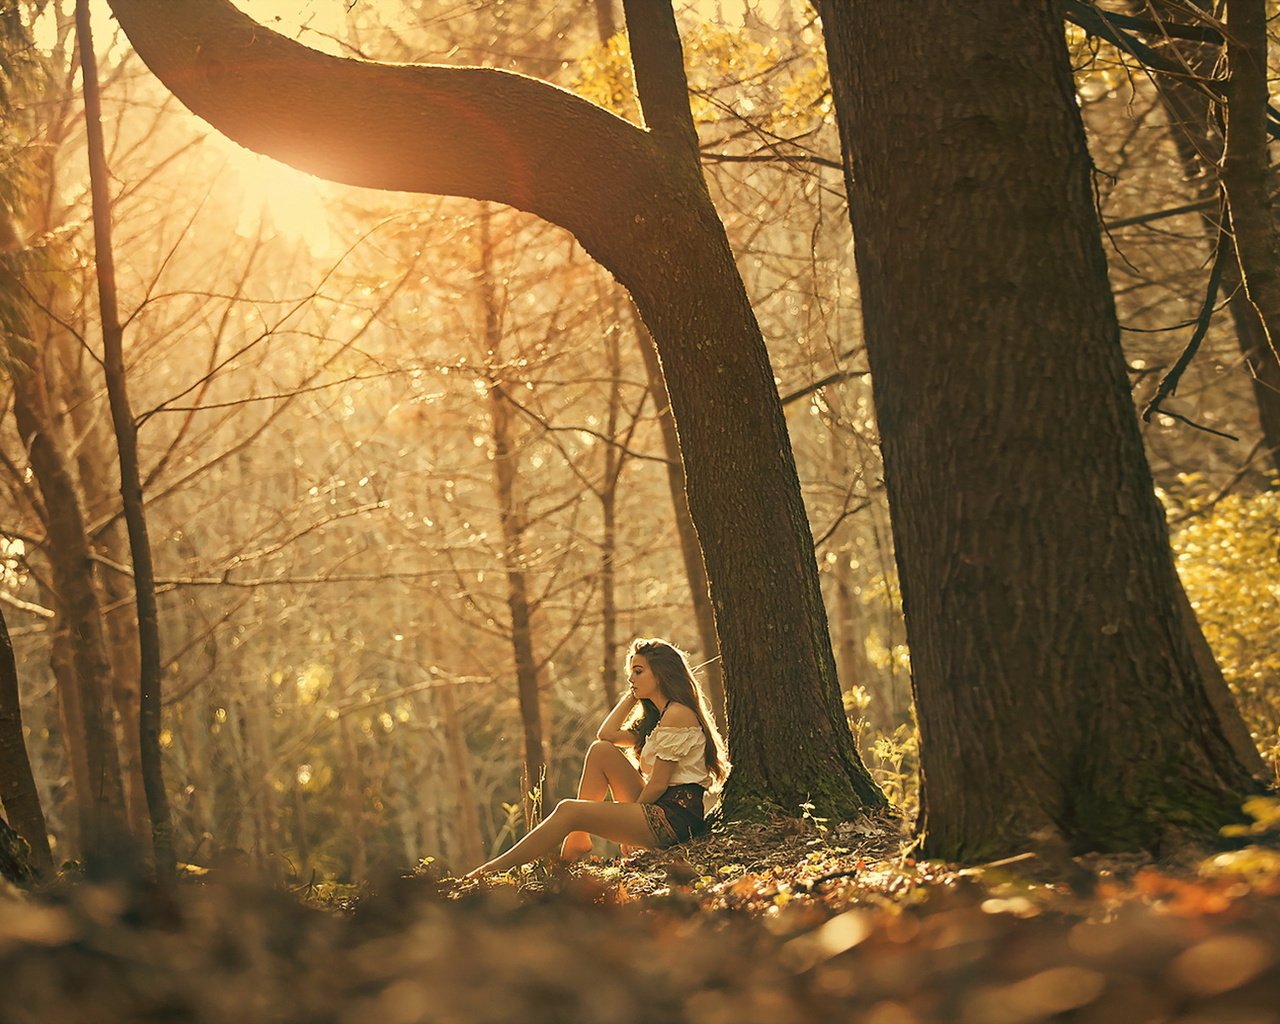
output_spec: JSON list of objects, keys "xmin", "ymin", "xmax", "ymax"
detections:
[
  {"xmin": 617, "ymin": 1, "xmax": 882, "ymax": 815},
  {"xmin": 817, "ymin": 0, "xmax": 1257, "ymax": 859},
  {"xmin": 75, "ymin": 0, "xmax": 175, "ymax": 877},
  {"xmin": 102, "ymin": 0, "xmax": 884, "ymax": 818},
  {"xmin": 0, "ymin": 606, "xmax": 54, "ymax": 876}
]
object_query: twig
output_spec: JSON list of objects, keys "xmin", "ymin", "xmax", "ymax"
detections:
[
  {"xmin": 1142, "ymin": 208, "xmax": 1236, "ymax": 439},
  {"xmin": 781, "ymin": 369, "xmax": 869, "ymax": 407},
  {"xmin": 0, "ymin": 590, "xmax": 54, "ymax": 619}
]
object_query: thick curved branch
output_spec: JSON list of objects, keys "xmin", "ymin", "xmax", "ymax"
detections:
[{"xmin": 104, "ymin": 0, "xmax": 663, "ymax": 243}]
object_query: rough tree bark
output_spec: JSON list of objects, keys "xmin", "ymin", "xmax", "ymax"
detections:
[
  {"xmin": 102, "ymin": 0, "xmax": 884, "ymax": 817},
  {"xmin": 0, "ymin": 605, "xmax": 53, "ymax": 876},
  {"xmin": 75, "ymin": 0, "xmax": 175, "ymax": 876},
  {"xmin": 0, "ymin": 813, "xmax": 33, "ymax": 883},
  {"xmin": 817, "ymin": 0, "xmax": 1257, "ymax": 858}
]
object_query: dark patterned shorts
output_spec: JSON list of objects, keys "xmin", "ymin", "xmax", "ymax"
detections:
[{"xmin": 641, "ymin": 784, "xmax": 708, "ymax": 849}]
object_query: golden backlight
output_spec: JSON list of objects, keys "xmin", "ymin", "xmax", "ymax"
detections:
[{"xmin": 220, "ymin": 140, "xmax": 336, "ymax": 254}]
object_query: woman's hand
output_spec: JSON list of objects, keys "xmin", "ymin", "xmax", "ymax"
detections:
[
  {"xmin": 596, "ymin": 688, "xmax": 640, "ymax": 746},
  {"xmin": 637, "ymin": 757, "xmax": 676, "ymax": 804}
]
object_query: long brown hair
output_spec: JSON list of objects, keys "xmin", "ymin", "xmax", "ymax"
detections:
[{"xmin": 623, "ymin": 637, "xmax": 729, "ymax": 782}]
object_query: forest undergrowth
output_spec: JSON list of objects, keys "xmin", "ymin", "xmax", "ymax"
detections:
[{"xmin": 2, "ymin": 804, "xmax": 1280, "ymax": 1024}]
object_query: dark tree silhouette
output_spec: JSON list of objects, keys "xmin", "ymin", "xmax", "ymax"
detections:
[{"xmin": 816, "ymin": 0, "xmax": 1258, "ymax": 858}]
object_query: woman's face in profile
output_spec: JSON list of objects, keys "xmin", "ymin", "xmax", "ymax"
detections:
[{"xmin": 629, "ymin": 654, "xmax": 660, "ymax": 702}]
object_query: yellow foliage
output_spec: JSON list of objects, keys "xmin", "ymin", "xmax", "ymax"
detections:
[
  {"xmin": 1065, "ymin": 23, "xmax": 1134, "ymax": 98},
  {"xmin": 1171, "ymin": 487, "xmax": 1280, "ymax": 775},
  {"xmin": 572, "ymin": 23, "xmax": 829, "ymax": 137}
]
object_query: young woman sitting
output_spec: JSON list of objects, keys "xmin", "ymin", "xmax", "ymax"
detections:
[{"xmin": 467, "ymin": 637, "xmax": 728, "ymax": 876}]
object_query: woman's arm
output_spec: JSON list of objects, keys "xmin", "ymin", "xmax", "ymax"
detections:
[
  {"xmin": 596, "ymin": 691, "xmax": 640, "ymax": 745},
  {"xmin": 637, "ymin": 757, "xmax": 676, "ymax": 804}
]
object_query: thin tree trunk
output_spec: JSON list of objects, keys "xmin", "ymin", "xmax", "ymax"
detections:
[
  {"xmin": 338, "ymin": 715, "xmax": 367, "ymax": 881},
  {"xmin": 290, "ymin": 775, "xmax": 309, "ymax": 880},
  {"xmin": 244, "ymin": 689, "xmax": 279, "ymax": 880},
  {"xmin": 599, "ymin": 485, "xmax": 619, "ymax": 705},
  {"xmin": 74, "ymin": 0, "xmax": 174, "ymax": 877},
  {"xmin": 437, "ymin": 680, "xmax": 483, "ymax": 869},
  {"xmin": 599, "ymin": 322, "xmax": 622, "ymax": 708},
  {"xmin": 0, "ymin": 605, "xmax": 54, "ymax": 876},
  {"xmin": 1138, "ymin": 0, "xmax": 1280, "ymax": 478},
  {"xmin": 48, "ymin": 612, "xmax": 92, "ymax": 848},
  {"xmin": 594, "ymin": 0, "xmax": 616, "ymax": 42},
  {"xmin": 12, "ymin": 381, "xmax": 127, "ymax": 861},
  {"xmin": 478, "ymin": 208, "xmax": 547, "ymax": 819},
  {"xmin": 1111, "ymin": 0, "xmax": 1269, "ymax": 779},
  {"xmin": 1222, "ymin": 0, "xmax": 1280, "ymax": 398},
  {"xmin": 818, "ymin": 0, "xmax": 1257, "ymax": 858},
  {"xmin": 182, "ymin": 696, "xmax": 214, "ymax": 859},
  {"xmin": 62, "ymin": 395, "xmax": 150, "ymax": 837}
]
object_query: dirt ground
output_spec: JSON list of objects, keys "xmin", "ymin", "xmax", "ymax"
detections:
[{"xmin": 2, "ymin": 814, "xmax": 1279, "ymax": 1023}]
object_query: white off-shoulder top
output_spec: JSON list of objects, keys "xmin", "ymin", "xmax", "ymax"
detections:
[{"xmin": 638, "ymin": 724, "xmax": 713, "ymax": 789}]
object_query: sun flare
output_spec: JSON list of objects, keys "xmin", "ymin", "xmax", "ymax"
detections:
[{"xmin": 222, "ymin": 143, "xmax": 336, "ymax": 254}]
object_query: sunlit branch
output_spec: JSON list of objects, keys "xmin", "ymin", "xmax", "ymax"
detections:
[
  {"xmin": 136, "ymin": 216, "xmax": 406, "ymax": 426},
  {"xmin": 0, "ymin": 590, "xmax": 54, "ymax": 620},
  {"xmin": 780, "ymin": 368, "xmax": 869, "ymax": 407},
  {"xmin": 498, "ymin": 384, "xmax": 673, "ymax": 466},
  {"xmin": 701, "ymin": 150, "xmax": 842, "ymax": 171},
  {"xmin": 812, "ymin": 498, "xmax": 872, "ymax": 550},
  {"xmin": 141, "ymin": 228, "xmax": 267, "ymax": 490}
]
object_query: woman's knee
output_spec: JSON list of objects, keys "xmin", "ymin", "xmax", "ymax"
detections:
[
  {"xmin": 586, "ymin": 739, "xmax": 615, "ymax": 761},
  {"xmin": 552, "ymin": 799, "xmax": 587, "ymax": 826}
]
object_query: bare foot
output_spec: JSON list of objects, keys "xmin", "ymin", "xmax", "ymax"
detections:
[{"xmin": 560, "ymin": 838, "xmax": 594, "ymax": 862}]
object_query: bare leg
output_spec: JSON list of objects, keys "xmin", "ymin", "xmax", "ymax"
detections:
[
  {"xmin": 469, "ymin": 799, "xmax": 656, "ymax": 876},
  {"xmin": 561, "ymin": 740, "xmax": 643, "ymax": 861}
]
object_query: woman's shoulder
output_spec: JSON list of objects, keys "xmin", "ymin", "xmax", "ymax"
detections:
[{"xmin": 658, "ymin": 703, "xmax": 699, "ymax": 728}]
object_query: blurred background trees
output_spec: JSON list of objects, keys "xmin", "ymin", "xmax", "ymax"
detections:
[{"xmin": 0, "ymin": 0, "xmax": 1276, "ymax": 876}]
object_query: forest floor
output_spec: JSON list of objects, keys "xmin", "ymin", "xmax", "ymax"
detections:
[{"xmin": 2, "ymin": 808, "xmax": 1280, "ymax": 1024}]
